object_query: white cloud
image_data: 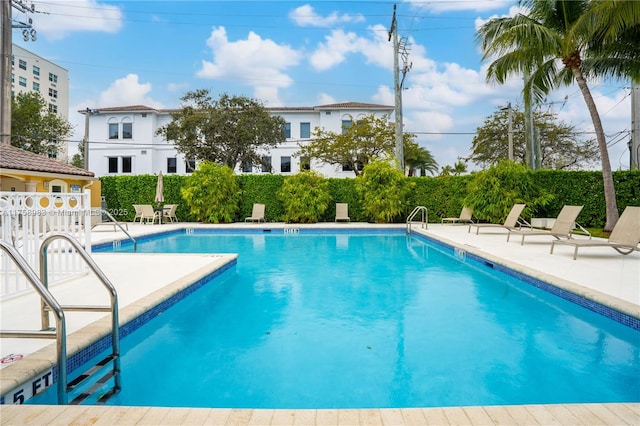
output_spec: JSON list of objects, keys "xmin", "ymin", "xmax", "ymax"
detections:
[
  {"xmin": 29, "ymin": 0, "xmax": 123, "ymax": 41},
  {"xmin": 289, "ymin": 4, "xmax": 365, "ymax": 27},
  {"xmin": 167, "ymin": 82, "xmax": 189, "ymax": 93},
  {"xmin": 309, "ymin": 25, "xmax": 393, "ymax": 72},
  {"xmin": 474, "ymin": 5, "xmax": 527, "ymax": 29},
  {"xmin": 317, "ymin": 93, "xmax": 337, "ymax": 105},
  {"xmin": 197, "ymin": 26, "xmax": 302, "ymax": 104},
  {"xmin": 98, "ymin": 74, "xmax": 163, "ymax": 108}
]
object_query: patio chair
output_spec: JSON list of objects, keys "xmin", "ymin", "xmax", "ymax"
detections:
[
  {"xmin": 245, "ymin": 203, "xmax": 265, "ymax": 222},
  {"xmin": 133, "ymin": 204, "xmax": 144, "ymax": 223},
  {"xmin": 442, "ymin": 206, "xmax": 473, "ymax": 224},
  {"xmin": 163, "ymin": 204, "xmax": 179, "ymax": 223},
  {"xmin": 335, "ymin": 203, "xmax": 350, "ymax": 222},
  {"xmin": 550, "ymin": 206, "xmax": 640, "ymax": 260},
  {"xmin": 140, "ymin": 204, "xmax": 162, "ymax": 224},
  {"xmin": 468, "ymin": 203, "xmax": 529, "ymax": 235},
  {"xmin": 507, "ymin": 205, "xmax": 589, "ymax": 245}
]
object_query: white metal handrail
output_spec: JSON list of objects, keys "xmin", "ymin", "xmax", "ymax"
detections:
[
  {"xmin": 406, "ymin": 206, "xmax": 428, "ymax": 234},
  {"xmin": 0, "ymin": 240, "xmax": 68, "ymax": 405}
]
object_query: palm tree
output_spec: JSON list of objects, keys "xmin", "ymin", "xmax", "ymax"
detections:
[
  {"xmin": 404, "ymin": 138, "xmax": 439, "ymax": 176},
  {"xmin": 477, "ymin": 0, "xmax": 639, "ymax": 231}
]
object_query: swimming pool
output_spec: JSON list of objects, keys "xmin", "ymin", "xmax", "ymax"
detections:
[{"xmin": 31, "ymin": 229, "xmax": 640, "ymax": 408}]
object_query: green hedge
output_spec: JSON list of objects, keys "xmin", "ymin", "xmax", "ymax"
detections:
[{"xmin": 100, "ymin": 170, "xmax": 639, "ymax": 227}]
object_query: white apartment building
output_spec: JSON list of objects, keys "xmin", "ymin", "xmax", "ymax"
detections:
[
  {"xmin": 11, "ymin": 44, "xmax": 70, "ymax": 160},
  {"xmin": 83, "ymin": 102, "xmax": 395, "ymax": 178}
]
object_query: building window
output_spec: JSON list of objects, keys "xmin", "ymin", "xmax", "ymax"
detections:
[
  {"xmin": 122, "ymin": 156, "xmax": 132, "ymax": 173},
  {"xmin": 281, "ymin": 156, "xmax": 291, "ymax": 173},
  {"xmin": 47, "ymin": 149, "xmax": 57, "ymax": 159},
  {"xmin": 300, "ymin": 122, "xmax": 311, "ymax": 139},
  {"xmin": 32, "ymin": 82, "xmax": 39, "ymax": 92},
  {"xmin": 108, "ymin": 123, "xmax": 119, "ymax": 139},
  {"xmin": 18, "ymin": 76, "xmax": 27, "ymax": 87},
  {"xmin": 300, "ymin": 156, "xmax": 310, "ymax": 171},
  {"xmin": 19, "ymin": 59, "xmax": 27, "ymax": 70},
  {"xmin": 167, "ymin": 157, "xmax": 177, "ymax": 173},
  {"xmin": 33, "ymin": 65, "xmax": 40, "ymax": 76},
  {"xmin": 108, "ymin": 157, "xmax": 118, "ymax": 173},
  {"xmin": 122, "ymin": 122, "xmax": 132, "ymax": 139},
  {"xmin": 283, "ymin": 122, "xmax": 291, "ymax": 139},
  {"xmin": 48, "ymin": 104, "xmax": 57, "ymax": 113},
  {"xmin": 261, "ymin": 156, "xmax": 272, "ymax": 173},
  {"xmin": 341, "ymin": 120, "xmax": 352, "ymax": 134},
  {"xmin": 186, "ymin": 158, "xmax": 196, "ymax": 173},
  {"xmin": 342, "ymin": 160, "xmax": 363, "ymax": 172},
  {"xmin": 241, "ymin": 161, "xmax": 252, "ymax": 173},
  {"xmin": 49, "ymin": 73, "xmax": 58, "ymax": 83},
  {"xmin": 48, "ymin": 88, "xmax": 58, "ymax": 99}
]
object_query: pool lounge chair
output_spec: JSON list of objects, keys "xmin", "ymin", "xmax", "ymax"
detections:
[
  {"xmin": 507, "ymin": 205, "xmax": 589, "ymax": 245},
  {"xmin": 335, "ymin": 203, "xmax": 350, "ymax": 222},
  {"xmin": 245, "ymin": 203, "xmax": 265, "ymax": 222},
  {"xmin": 468, "ymin": 203, "xmax": 529, "ymax": 235},
  {"xmin": 550, "ymin": 206, "xmax": 640, "ymax": 260},
  {"xmin": 139, "ymin": 204, "xmax": 162, "ymax": 224},
  {"xmin": 442, "ymin": 206, "xmax": 474, "ymax": 224},
  {"xmin": 163, "ymin": 204, "xmax": 179, "ymax": 223}
]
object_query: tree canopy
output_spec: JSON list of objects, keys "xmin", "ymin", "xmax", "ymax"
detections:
[
  {"xmin": 11, "ymin": 92, "xmax": 73, "ymax": 157},
  {"xmin": 157, "ymin": 90, "xmax": 286, "ymax": 169},
  {"xmin": 296, "ymin": 114, "xmax": 437, "ymax": 177},
  {"xmin": 468, "ymin": 107, "xmax": 599, "ymax": 170}
]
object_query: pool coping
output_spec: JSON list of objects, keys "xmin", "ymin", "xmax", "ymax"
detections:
[{"xmin": 1, "ymin": 223, "xmax": 638, "ymax": 408}]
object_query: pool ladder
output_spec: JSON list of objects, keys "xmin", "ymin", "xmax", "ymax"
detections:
[
  {"xmin": 0, "ymin": 233, "xmax": 121, "ymax": 405},
  {"xmin": 406, "ymin": 206, "xmax": 428, "ymax": 234}
]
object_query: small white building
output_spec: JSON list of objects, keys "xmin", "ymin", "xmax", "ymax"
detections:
[{"xmin": 82, "ymin": 102, "xmax": 394, "ymax": 178}]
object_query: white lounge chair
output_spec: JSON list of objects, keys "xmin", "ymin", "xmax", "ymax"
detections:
[
  {"xmin": 442, "ymin": 206, "xmax": 473, "ymax": 224},
  {"xmin": 245, "ymin": 203, "xmax": 265, "ymax": 222},
  {"xmin": 550, "ymin": 206, "xmax": 640, "ymax": 260},
  {"xmin": 507, "ymin": 205, "xmax": 589, "ymax": 245},
  {"xmin": 468, "ymin": 203, "xmax": 529, "ymax": 235},
  {"xmin": 163, "ymin": 204, "xmax": 179, "ymax": 223},
  {"xmin": 335, "ymin": 203, "xmax": 350, "ymax": 222}
]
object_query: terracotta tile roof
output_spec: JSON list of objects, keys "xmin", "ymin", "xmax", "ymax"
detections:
[
  {"xmin": 314, "ymin": 102, "xmax": 394, "ymax": 110},
  {"xmin": 0, "ymin": 143, "xmax": 95, "ymax": 177}
]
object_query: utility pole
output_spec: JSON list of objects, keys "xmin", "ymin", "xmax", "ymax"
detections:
[
  {"xmin": 1, "ymin": 0, "xmax": 12, "ymax": 145},
  {"xmin": 632, "ymin": 81, "xmax": 639, "ymax": 170},
  {"xmin": 1, "ymin": 0, "xmax": 38, "ymax": 146},
  {"xmin": 389, "ymin": 4, "xmax": 411, "ymax": 173}
]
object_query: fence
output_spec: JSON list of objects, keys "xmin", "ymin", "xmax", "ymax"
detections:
[{"xmin": 0, "ymin": 190, "xmax": 93, "ymax": 298}]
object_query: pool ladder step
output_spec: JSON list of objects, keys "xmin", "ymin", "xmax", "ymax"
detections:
[{"xmin": 68, "ymin": 354, "xmax": 120, "ymax": 405}]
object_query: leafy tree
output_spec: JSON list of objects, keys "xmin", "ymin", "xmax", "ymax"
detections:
[
  {"xmin": 277, "ymin": 171, "xmax": 331, "ymax": 223},
  {"xmin": 70, "ymin": 142, "xmax": 84, "ymax": 168},
  {"xmin": 439, "ymin": 160, "xmax": 467, "ymax": 176},
  {"xmin": 356, "ymin": 160, "xmax": 415, "ymax": 223},
  {"xmin": 477, "ymin": 0, "xmax": 639, "ymax": 230},
  {"xmin": 469, "ymin": 107, "xmax": 599, "ymax": 169},
  {"xmin": 463, "ymin": 161, "xmax": 553, "ymax": 223},
  {"xmin": 11, "ymin": 92, "xmax": 73, "ymax": 156},
  {"xmin": 297, "ymin": 114, "xmax": 396, "ymax": 176},
  {"xmin": 180, "ymin": 162, "xmax": 240, "ymax": 223},
  {"xmin": 404, "ymin": 139, "xmax": 439, "ymax": 176},
  {"xmin": 157, "ymin": 90, "xmax": 286, "ymax": 169}
]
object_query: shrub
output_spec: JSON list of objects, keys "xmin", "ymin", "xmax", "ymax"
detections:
[
  {"xmin": 277, "ymin": 171, "xmax": 332, "ymax": 223},
  {"xmin": 180, "ymin": 162, "xmax": 240, "ymax": 223},
  {"xmin": 356, "ymin": 160, "xmax": 415, "ymax": 223},
  {"xmin": 463, "ymin": 161, "xmax": 553, "ymax": 223}
]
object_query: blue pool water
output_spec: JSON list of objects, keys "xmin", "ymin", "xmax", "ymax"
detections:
[{"xmin": 32, "ymin": 230, "xmax": 640, "ymax": 408}]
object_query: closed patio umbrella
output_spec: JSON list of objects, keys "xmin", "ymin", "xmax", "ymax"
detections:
[{"xmin": 155, "ymin": 171, "xmax": 164, "ymax": 204}]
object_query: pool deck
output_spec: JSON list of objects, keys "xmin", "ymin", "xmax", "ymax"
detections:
[{"xmin": 1, "ymin": 221, "xmax": 639, "ymax": 425}]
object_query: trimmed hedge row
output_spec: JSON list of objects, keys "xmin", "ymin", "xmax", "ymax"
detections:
[{"xmin": 100, "ymin": 170, "xmax": 639, "ymax": 227}]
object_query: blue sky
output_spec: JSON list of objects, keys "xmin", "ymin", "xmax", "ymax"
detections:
[{"xmin": 14, "ymin": 0, "xmax": 634, "ymax": 170}]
